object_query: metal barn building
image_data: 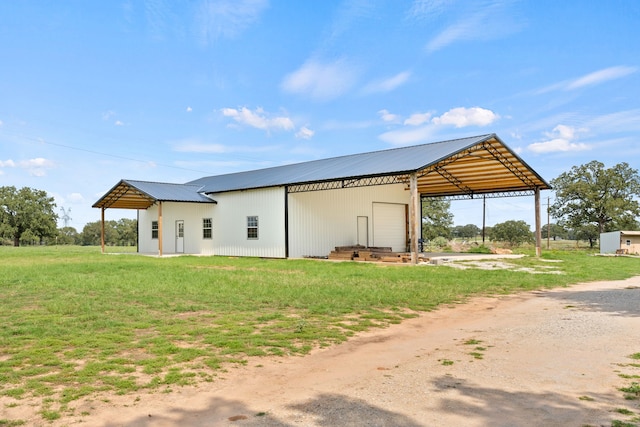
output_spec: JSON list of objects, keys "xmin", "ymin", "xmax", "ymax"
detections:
[{"xmin": 93, "ymin": 134, "xmax": 551, "ymax": 262}]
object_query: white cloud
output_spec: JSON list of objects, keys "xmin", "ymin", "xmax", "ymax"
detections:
[
  {"xmin": 378, "ymin": 106, "xmax": 499, "ymax": 145},
  {"xmin": 407, "ymin": 0, "xmax": 453, "ymax": 20},
  {"xmin": 67, "ymin": 193, "xmax": 84, "ymax": 203},
  {"xmin": 196, "ymin": 0, "xmax": 268, "ymax": 43},
  {"xmin": 404, "ymin": 112, "xmax": 432, "ymax": 126},
  {"xmin": 221, "ymin": 107, "xmax": 295, "ymax": 132},
  {"xmin": 424, "ymin": 0, "xmax": 522, "ymax": 53},
  {"xmin": 0, "ymin": 159, "xmax": 16, "ymax": 168},
  {"xmin": 102, "ymin": 110, "xmax": 116, "ymax": 121},
  {"xmin": 566, "ymin": 66, "xmax": 638, "ymax": 90},
  {"xmin": 186, "ymin": 106, "xmax": 193, "ymax": 112},
  {"xmin": 535, "ymin": 66, "xmax": 638, "ymax": 94},
  {"xmin": 18, "ymin": 158, "xmax": 55, "ymax": 176},
  {"xmin": 362, "ymin": 71, "xmax": 411, "ymax": 94},
  {"xmin": 426, "ymin": 13, "xmax": 482, "ymax": 52},
  {"xmin": 527, "ymin": 125, "xmax": 590, "ymax": 153},
  {"xmin": 379, "ymin": 125, "xmax": 435, "ymax": 146},
  {"xmin": 378, "ymin": 109, "xmax": 400, "ymax": 123},
  {"xmin": 431, "ymin": 107, "xmax": 499, "ymax": 127},
  {"xmin": 114, "ymin": 120, "xmax": 125, "ymax": 126},
  {"xmin": 295, "ymin": 126, "xmax": 315, "ymax": 140},
  {"xmin": 584, "ymin": 109, "xmax": 640, "ymax": 133},
  {"xmin": 281, "ymin": 58, "xmax": 360, "ymax": 101}
]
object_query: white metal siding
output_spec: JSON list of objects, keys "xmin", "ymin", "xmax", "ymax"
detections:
[
  {"xmin": 372, "ymin": 202, "xmax": 407, "ymax": 251},
  {"xmin": 208, "ymin": 187, "xmax": 286, "ymax": 258},
  {"xmin": 288, "ymin": 184, "xmax": 409, "ymax": 258},
  {"xmin": 139, "ymin": 202, "xmax": 216, "ymax": 255},
  {"xmin": 600, "ymin": 231, "xmax": 621, "ymax": 254}
]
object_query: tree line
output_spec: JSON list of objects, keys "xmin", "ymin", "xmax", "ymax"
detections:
[
  {"xmin": 1, "ymin": 160, "xmax": 639, "ymax": 248},
  {"xmin": 0, "ymin": 186, "xmax": 137, "ymax": 246}
]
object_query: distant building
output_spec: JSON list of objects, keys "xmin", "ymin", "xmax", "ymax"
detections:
[{"xmin": 600, "ymin": 231, "xmax": 640, "ymax": 255}]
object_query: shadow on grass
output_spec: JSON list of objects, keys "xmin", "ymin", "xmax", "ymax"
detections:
[
  {"xmin": 101, "ymin": 393, "xmax": 422, "ymax": 426},
  {"xmin": 549, "ymin": 286, "xmax": 640, "ymax": 317}
]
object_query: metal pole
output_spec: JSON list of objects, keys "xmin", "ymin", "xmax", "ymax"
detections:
[
  {"xmin": 158, "ymin": 202, "xmax": 163, "ymax": 256},
  {"xmin": 535, "ymin": 188, "xmax": 542, "ymax": 257},
  {"xmin": 482, "ymin": 195, "xmax": 486, "ymax": 244},
  {"xmin": 101, "ymin": 208, "xmax": 105, "ymax": 254},
  {"xmin": 409, "ymin": 173, "xmax": 420, "ymax": 264}
]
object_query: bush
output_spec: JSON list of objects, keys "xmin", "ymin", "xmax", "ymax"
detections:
[{"xmin": 467, "ymin": 245, "xmax": 492, "ymax": 254}]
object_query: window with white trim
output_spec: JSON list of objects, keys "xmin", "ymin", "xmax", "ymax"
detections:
[
  {"xmin": 247, "ymin": 216, "xmax": 258, "ymax": 240},
  {"xmin": 203, "ymin": 218, "xmax": 212, "ymax": 239},
  {"xmin": 151, "ymin": 221, "xmax": 158, "ymax": 239}
]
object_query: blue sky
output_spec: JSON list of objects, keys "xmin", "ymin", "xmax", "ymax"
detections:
[{"xmin": 1, "ymin": 0, "xmax": 639, "ymax": 231}]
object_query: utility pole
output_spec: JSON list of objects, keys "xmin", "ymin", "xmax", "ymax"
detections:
[{"xmin": 547, "ymin": 196, "xmax": 550, "ymax": 250}]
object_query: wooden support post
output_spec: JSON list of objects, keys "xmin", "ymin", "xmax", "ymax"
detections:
[
  {"xmin": 535, "ymin": 187, "xmax": 542, "ymax": 257},
  {"xmin": 409, "ymin": 172, "xmax": 420, "ymax": 264},
  {"xmin": 158, "ymin": 201, "xmax": 163, "ymax": 257},
  {"xmin": 101, "ymin": 208, "xmax": 105, "ymax": 254}
]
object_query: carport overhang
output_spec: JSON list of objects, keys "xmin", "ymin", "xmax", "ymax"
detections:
[
  {"xmin": 92, "ymin": 180, "xmax": 217, "ymax": 256},
  {"xmin": 285, "ymin": 135, "xmax": 551, "ymax": 262}
]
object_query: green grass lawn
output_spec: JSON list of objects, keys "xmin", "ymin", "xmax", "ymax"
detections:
[{"xmin": 1, "ymin": 245, "xmax": 639, "ymax": 421}]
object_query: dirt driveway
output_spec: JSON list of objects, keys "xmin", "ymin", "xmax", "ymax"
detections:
[{"xmin": 12, "ymin": 277, "xmax": 640, "ymax": 426}]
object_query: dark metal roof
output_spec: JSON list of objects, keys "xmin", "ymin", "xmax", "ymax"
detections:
[
  {"xmin": 188, "ymin": 133, "xmax": 550, "ymax": 195},
  {"xmin": 92, "ymin": 179, "xmax": 215, "ymax": 209},
  {"xmin": 188, "ymin": 134, "xmax": 499, "ymax": 193},
  {"xmin": 94, "ymin": 133, "xmax": 551, "ymax": 210}
]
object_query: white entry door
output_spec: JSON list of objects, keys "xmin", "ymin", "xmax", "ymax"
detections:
[{"xmin": 175, "ymin": 220, "xmax": 184, "ymax": 253}]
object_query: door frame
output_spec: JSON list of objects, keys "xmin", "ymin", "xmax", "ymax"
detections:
[{"xmin": 175, "ymin": 220, "xmax": 184, "ymax": 253}]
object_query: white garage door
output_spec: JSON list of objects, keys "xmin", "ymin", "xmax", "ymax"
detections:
[{"xmin": 372, "ymin": 202, "xmax": 407, "ymax": 252}]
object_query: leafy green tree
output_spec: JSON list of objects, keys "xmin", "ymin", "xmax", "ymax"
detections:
[
  {"xmin": 0, "ymin": 186, "xmax": 58, "ymax": 246},
  {"xmin": 421, "ymin": 197, "xmax": 453, "ymax": 240},
  {"xmin": 489, "ymin": 220, "xmax": 534, "ymax": 247},
  {"xmin": 453, "ymin": 224, "xmax": 481, "ymax": 239},
  {"xmin": 114, "ymin": 218, "xmax": 137, "ymax": 246},
  {"xmin": 541, "ymin": 223, "xmax": 567, "ymax": 240},
  {"xmin": 573, "ymin": 224, "xmax": 600, "ymax": 248},
  {"xmin": 550, "ymin": 161, "xmax": 640, "ymax": 234},
  {"xmin": 81, "ymin": 220, "xmax": 133, "ymax": 246},
  {"xmin": 57, "ymin": 227, "xmax": 80, "ymax": 245}
]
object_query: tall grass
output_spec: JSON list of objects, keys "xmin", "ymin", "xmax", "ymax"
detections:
[{"xmin": 0, "ymin": 246, "xmax": 638, "ymax": 421}]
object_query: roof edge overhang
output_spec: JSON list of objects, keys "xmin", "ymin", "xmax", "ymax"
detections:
[
  {"xmin": 92, "ymin": 179, "xmax": 157, "ymax": 210},
  {"xmin": 93, "ymin": 179, "xmax": 217, "ymax": 210}
]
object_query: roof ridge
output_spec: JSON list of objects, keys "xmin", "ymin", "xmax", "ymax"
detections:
[
  {"xmin": 187, "ymin": 133, "xmax": 495, "ymax": 183},
  {"xmin": 125, "ymin": 179, "xmax": 200, "ymax": 187}
]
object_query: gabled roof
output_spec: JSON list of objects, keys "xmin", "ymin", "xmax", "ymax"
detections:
[
  {"xmin": 188, "ymin": 133, "xmax": 550, "ymax": 196},
  {"xmin": 93, "ymin": 133, "xmax": 551, "ymax": 210},
  {"xmin": 92, "ymin": 179, "xmax": 215, "ymax": 209}
]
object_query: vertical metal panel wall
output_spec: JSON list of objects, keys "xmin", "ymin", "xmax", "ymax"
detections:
[
  {"xmin": 287, "ymin": 184, "xmax": 409, "ymax": 258},
  {"xmin": 599, "ymin": 231, "xmax": 621, "ymax": 254},
  {"xmin": 139, "ymin": 202, "xmax": 216, "ymax": 255},
  {"xmin": 209, "ymin": 186, "xmax": 286, "ymax": 258}
]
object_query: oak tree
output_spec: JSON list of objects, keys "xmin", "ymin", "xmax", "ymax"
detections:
[
  {"xmin": 550, "ymin": 161, "xmax": 640, "ymax": 234},
  {"xmin": 0, "ymin": 186, "xmax": 58, "ymax": 246}
]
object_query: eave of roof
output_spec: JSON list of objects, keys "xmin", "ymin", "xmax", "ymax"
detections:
[{"xmin": 92, "ymin": 179, "xmax": 215, "ymax": 209}]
